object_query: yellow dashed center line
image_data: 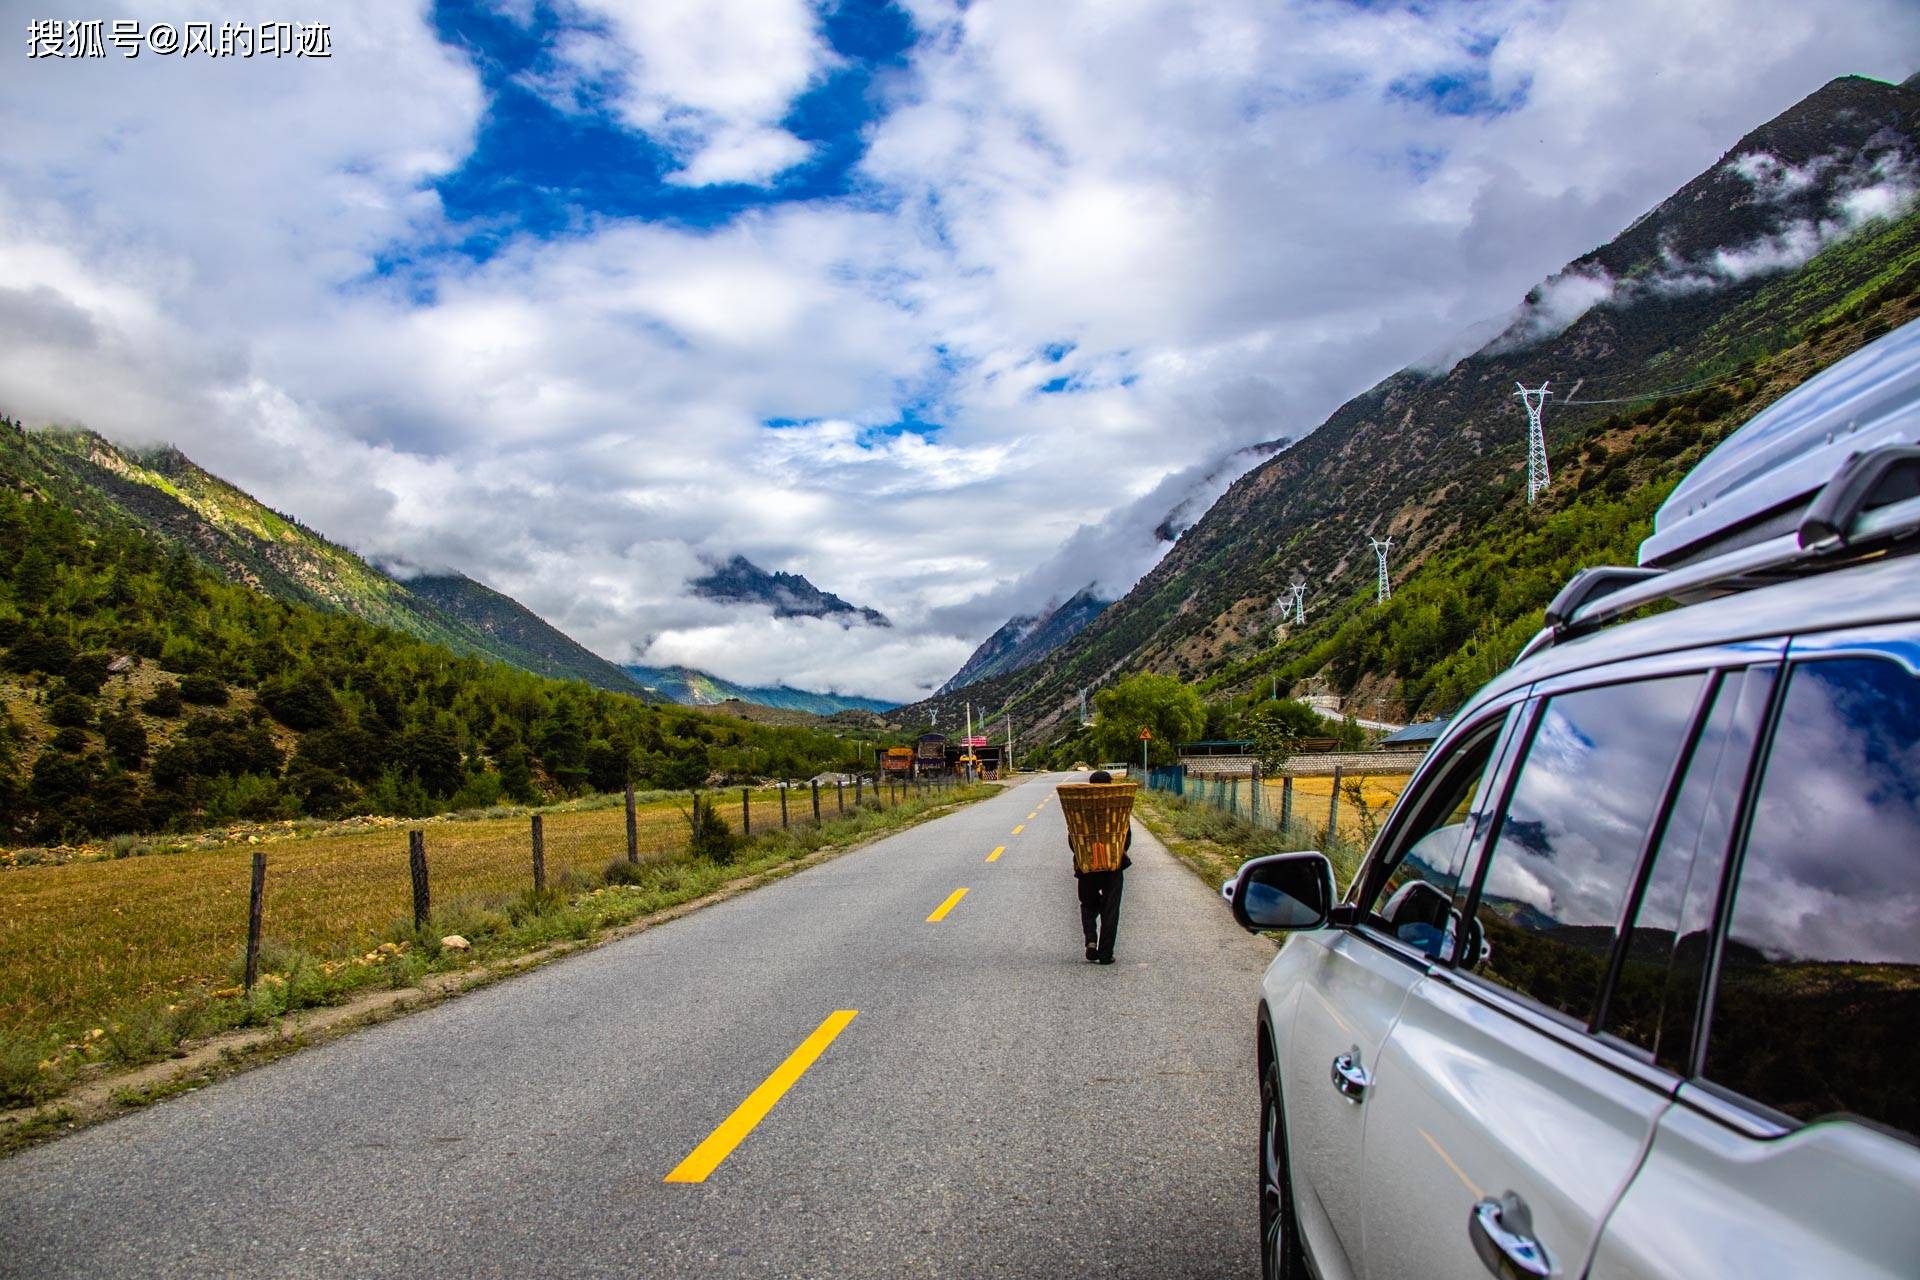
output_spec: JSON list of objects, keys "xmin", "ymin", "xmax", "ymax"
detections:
[
  {"xmin": 926, "ymin": 887, "xmax": 969, "ymax": 922},
  {"xmin": 986, "ymin": 845, "xmax": 1005, "ymax": 862},
  {"xmin": 665, "ymin": 1010, "xmax": 859, "ymax": 1184},
  {"xmin": 1026, "ymin": 811, "xmax": 1038, "ymax": 820},
  {"xmin": 1011, "ymin": 824, "xmax": 1025, "ymax": 835}
]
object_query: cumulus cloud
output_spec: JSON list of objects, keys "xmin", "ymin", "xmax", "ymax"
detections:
[
  {"xmin": 529, "ymin": 0, "xmax": 833, "ymax": 186},
  {"xmin": 3, "ymin": 0, "xmax": 1918, "ymax": 702}
]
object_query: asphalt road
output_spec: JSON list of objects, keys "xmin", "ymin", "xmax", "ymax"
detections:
[{"xmin": 1, "ymin": 774, "xmax": 1277, "ymax": 1278}]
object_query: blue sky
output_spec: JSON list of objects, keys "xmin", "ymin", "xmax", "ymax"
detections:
[
  {"xmin": 4, "ymin": 0, "xmax": 1916, "ymax": 699},
  {"xmin": 428, "ymin": 0, "xmax": 914, "ymax": 253}
]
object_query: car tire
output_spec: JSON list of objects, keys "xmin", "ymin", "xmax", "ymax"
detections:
[{"xmin": 1260, "ymin": 1054, "xmax": 1307, "ymax": 1280}]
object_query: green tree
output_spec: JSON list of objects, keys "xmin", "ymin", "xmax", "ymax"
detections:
[
  {"xmin": 141, "ymin": 681, "xmax": 184, "ymax": 717},
  {"xmin": 257, "ymin": 668, "xmax": 340, "ymax": 730},
  {"xmin": 1091, "ymin": 672, "xmax": 1204, "ymax": 767},
  {"xmin": 1245, "ymin": 699, "xmax": 1337, "ymax": 771},
  {"xmin": 46, "ymin": 691, "xmax": 95, "ymax": 729},
  {"xmin": 102, "ymin": 713, "xmax": 148, "ymax": 770},
  {"xmin": 177, "ymin": 673, "xmax": 229, "ymax": 706}
]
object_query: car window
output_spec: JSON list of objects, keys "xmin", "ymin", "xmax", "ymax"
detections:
[
  {"xmin": 1460, "ymin": 674, "xmax": 1707, "ymax": 1024},
  {"xmin": 1362, "ymin": 720, "xmax": 1503, "ymax": 960},
  {"xmin": 1602, "ymin": 668, "xmax": 1772, "ymax": 1061},
  {"xmin": 1702, "ymin": 656, "xmax": 1920, "ymax": 1137}
]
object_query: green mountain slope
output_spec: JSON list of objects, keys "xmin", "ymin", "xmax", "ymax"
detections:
[
  {"xmin": 0, "ymin": 429, "xmax": 874, "ymax": 711},
  {"xmin": 0, "ymin": 440, "xmax": 879, "ymax": 843},
  {"xmin": 401, "ymin": 573, "xmax": 645, "ymax": 694},
  {"xmin": 904, "ymin": 73, "xmax": 1920, "ymax": 745}
]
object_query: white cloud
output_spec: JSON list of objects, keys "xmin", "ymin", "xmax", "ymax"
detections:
[
  {"xmin": 3, "ymin": 0, "xmax": 1918, "ymax": 703},
  {"xmin": 538, "ymin": 0, "xmax": 834, "ymax": 186}
]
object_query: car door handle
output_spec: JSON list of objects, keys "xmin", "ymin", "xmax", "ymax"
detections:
[
  {"xmin": 1329, "ymin": 1052, "xmax": 1371, "ymax": 1101},
  {"xmin": 1469, "ymin": 1192, "xmax": 1554, "ymax": 1279}
]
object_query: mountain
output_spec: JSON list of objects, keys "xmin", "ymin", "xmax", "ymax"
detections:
[
  {"xmin": 0, "ymin": 429, "xmax": 895, "ymax": 713},
  {"xmin": 691, "ymin": 555, "xmax": 889, "ymax": 627},
  {"xmin": 399, "ymin": 573, "xmax": 647, "ymax": 694},
  {"xmin": 623, "ymin": 664, "xmax": 896, "ymax": 715},
  {"xmin": 0, "ymin": 427, "xmax": 662, "ymax": 697},
  {"xmin": 901, "ymin": 73, "xmax": 1920, "ymax": 744},
  {"xmin": 939, "ymin": 587, "xmax": 1110, "ymax": 694}
]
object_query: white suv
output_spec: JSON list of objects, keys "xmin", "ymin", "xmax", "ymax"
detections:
[{"xmin": 1224, "ymin": 318, "xmax": 1920, "ymax": 1280}]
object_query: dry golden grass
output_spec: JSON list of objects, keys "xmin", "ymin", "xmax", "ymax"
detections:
[
  {"xmin": 1273, "ymin": 773, "xmax": 1411, "ymax": 844},
  {"xmin": 1180, "ymin": 773, "xmax": 1410, "ymax": 846},
  {"xmin": 0, "ymin": 797, "xmax": 697, "ymax": 1040}
]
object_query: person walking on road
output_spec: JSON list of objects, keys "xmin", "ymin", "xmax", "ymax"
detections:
[{"xmin": 1073, "ymin": 769, "xmax": 1132, "ymax": 965}]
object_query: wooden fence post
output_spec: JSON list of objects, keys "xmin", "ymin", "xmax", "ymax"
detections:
[
  {"xmin": 780, "ymin": 784, "xmax": 789, "ymax": 829},
  {"xmin": 854, "ymin": 776, "xmax": 862, "ymax": 807},
  {"xmin": 1281, "ymin": 776, "xmax": 1294, "ymax": 831},
  {"xmin": 625, "ymin": 782, "xmax": 639, "ymax": 864},
  {"xmin": 1251, "ymin": 762, "xmax": 1262, "ymax": 825},
  {"xmin": 836, "ymin": 780, "xmax": 845, "ymax": 815},
  {"xmin": 1326, "ymin": 765, "xmax": 1343, "ymax": 843},
  {"xmin": 741, "ymin": 787, "xmax": 751, "ymax": 836},
  {"xmin": 811, "ymin": 780, "xmax": 822, "ymax": 823},
  {"xmin": 244, "ymin": 851, "xmax": 266, "ymax": 990},
  {"xmin": 531, "ymin": 813, "xmax": 545, "ymax": 893},
  {"xmin": 408, "ymin": 830, "xmax": 430, "ymax": 930}
]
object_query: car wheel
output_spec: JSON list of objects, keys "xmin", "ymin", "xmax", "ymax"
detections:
[{"xmin": 1260, "ymin": 1055, "xmax": 1306, "ymax": 1280}]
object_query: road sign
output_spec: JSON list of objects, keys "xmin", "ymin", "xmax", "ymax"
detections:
[{"xmin": 1139, "ymin": 727, "xmax": 1152, "ymax": 740}]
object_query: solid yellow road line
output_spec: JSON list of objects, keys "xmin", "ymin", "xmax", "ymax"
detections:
[
  {"xmin": 926, "ymin": 887, "xmax": 969, "ymax": 922},
  {"xmin": 1012, "ymin": 824, "xmax": 1025, "ymax": 835},
  {"xmin": 664, "ymin": 1010, "xmax": 859, "ymax": 1184},
  {"xmin": 986, "ymin": 845, "xmax": 1005, "ymax": 862}
]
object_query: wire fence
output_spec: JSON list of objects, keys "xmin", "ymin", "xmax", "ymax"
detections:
[
  {"xmin": 0, "ymin": 775, "xmax": 967, "ymax": 1046},
  {"xmin": 1146, "ymin": 763, "xmax": 1414, "ymax": 848}
]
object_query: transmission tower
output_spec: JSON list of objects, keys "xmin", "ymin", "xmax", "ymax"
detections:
[
  {"xmin": 1515, "ymin": 381, "xmax": 1553, "ymax": 503},
  {"xmin": 1369, "ymin": 537, "xmax": 1393, "ymax": 604},
  {"xmin": 1286, "ymin": 581, "xmax": 1306, "ymax": 625}
]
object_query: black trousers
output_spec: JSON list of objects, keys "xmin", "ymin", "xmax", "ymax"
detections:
[{"xmin": 1077, "ymin": 869, "xmax": 1125, "ymax": 960}]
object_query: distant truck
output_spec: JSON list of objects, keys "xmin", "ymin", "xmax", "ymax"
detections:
[
  {"xmin": 915, "ymin": 733, "xmax": 949, "ymax": 778},
  {"xmin": 880, "ymin": 746, "xmax": 915, "ymax": 779}
]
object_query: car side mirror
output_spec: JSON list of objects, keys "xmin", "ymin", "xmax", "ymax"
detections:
[{"xmin": 1220, "ymin": 852, "xmax": 1337, "ymax": 932}]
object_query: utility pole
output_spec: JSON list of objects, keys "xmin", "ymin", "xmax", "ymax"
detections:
[
  {"xmin": 1369, "ymin": 537, "xmax": 1393, "ymax": 605},
  {"xmin": 1515, "ymin": 381, "xmax": 1553, "ymax": 503}
]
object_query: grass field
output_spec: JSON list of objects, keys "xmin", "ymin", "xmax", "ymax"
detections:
[{"xmin": 0, "ymin": 779, "xmax": 978, "ymax": 1108}]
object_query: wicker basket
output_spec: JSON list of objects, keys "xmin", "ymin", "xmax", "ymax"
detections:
[{"xmin": 1057, "ymin": 782, "xmax": 1137, "ymax": 873}]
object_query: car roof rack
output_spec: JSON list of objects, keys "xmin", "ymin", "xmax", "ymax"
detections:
[{"xmin": 1518, "ymin": 442, "xmax": 1920, "ymax": 663}]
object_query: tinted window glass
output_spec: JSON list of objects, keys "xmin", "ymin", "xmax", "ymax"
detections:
[
  {"xmin": 1704, "ymin": 657, "xmax": 1920, "ymax": 1135},
  {"xmin": 1463, "ymin": 675, "xmax": 1705, "ymax": 1023},
  {"xmin": 1605, "ymin": 670, "xmax": 1771, "ymax": 1061},
  {"xmin": 1365, "ymin": 726, "xmax": 1501, "ymax": 959}
]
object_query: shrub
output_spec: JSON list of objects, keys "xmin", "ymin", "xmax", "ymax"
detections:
[
  {"xmin": 46, "ymin": 690, "xmax": 94, "ymax": 729},
  {"xmin": 177, "ymin": 673, "xmax": 229, "ymax": 706},
  {"xmin": 63, "ymin": 652, "xmax": 112, "ymax": 696},
  {"xmin": 102, "ymin": 713, "xmax": 149, "ymax": 770},
  {"xmin": 141, "ymin": 681, "xmax": 184, "ymax": 717},
  {"xmin": 257, "ymin": 669, "xmax": 340, "ymax": 730},
  {"xmin": 50, "ymin": 726, "xmax": 90, "ymax": 754},
  {"xmin": 688, "ymin": 793, "xmax": 738, "ymax": 864},
  {"xmin": 4, "ymin": 630, "xmax": 73, "ymax": 676}
]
